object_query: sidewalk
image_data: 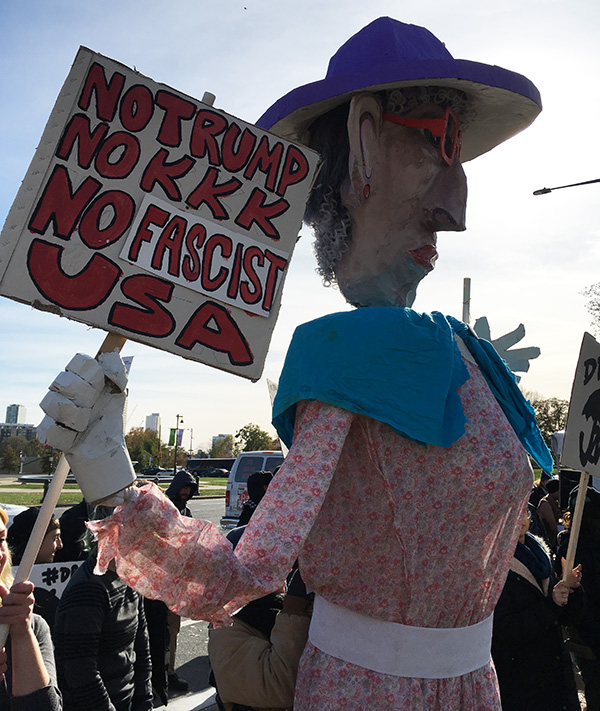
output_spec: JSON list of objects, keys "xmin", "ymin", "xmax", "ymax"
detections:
[{"xmin": 155, "ymin": 688, "xmax": 217, "ymax": 711}]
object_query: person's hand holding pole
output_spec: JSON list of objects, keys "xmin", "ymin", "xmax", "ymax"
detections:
[{"xmin": 0, "ymin": 580, "xmax": 51, "ymax": 696}]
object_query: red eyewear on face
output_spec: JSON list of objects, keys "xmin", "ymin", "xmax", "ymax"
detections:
[{"xmin": 382, "ymin": 106, "xmax": 462, "ymax": 166}]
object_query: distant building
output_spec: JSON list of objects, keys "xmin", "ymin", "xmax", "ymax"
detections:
[
  {"xmin": 212, "ymin": 433, "xmax": 231, "ymax": 448},
  {"xmin": 5, "ymin": 404, "xmax": 26, "ymax": 424},
  {"xmin": 0, "ymin": 423, "xmax": 37, "ymax": 446},
  {"xmin": 145, "ymin": 413, "xmax": 161, "ymax": 433}
]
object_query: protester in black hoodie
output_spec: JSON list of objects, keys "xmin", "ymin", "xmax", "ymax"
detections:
[{"xmin": 165, "ymin": 470, "xmax": 198, "ymax": 517}]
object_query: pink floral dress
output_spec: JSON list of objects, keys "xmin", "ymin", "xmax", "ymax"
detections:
[{"xmin": 89, "ymin": 359, "xmax": 532, "ymax": 711}]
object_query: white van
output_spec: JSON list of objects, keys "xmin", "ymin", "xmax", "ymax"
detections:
[{"xmin": 220, "ymin": 450, "xmax": 284, "ymax": 528}]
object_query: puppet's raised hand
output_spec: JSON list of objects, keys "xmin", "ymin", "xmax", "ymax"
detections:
[
  {"xmin": 37, "ymin": 352, "xmax": 135, "ymax": 504},
  {"xmin": 473, "ymin": 316, "xmax": 541, "ymax": 377}
]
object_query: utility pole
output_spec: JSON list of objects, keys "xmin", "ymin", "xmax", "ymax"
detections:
[
  {"xmin": 462, "ymin": 277, "xmax": 471, "ymax": 324},
  {"xmin": 173, "ymin": 414, "xmax": 183, "ymax": 475}
]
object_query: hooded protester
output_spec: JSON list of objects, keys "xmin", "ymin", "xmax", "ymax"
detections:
[
  {"xmin": 165, "ymin": 471, "xmax": 198, "ymax": 517},
  {"xmin": 238, "ymin": 472, "xmax": 274, "ymax": 527}
]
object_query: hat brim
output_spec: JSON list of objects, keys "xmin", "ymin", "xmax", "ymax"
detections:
[{"xmin": 257, "ymin": 58, "xmax": 542, "ymax": 162}]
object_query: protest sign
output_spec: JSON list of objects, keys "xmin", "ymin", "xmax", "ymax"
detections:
[
  {"xmin": 559, "ymin": 331, "xmax": 600, "ymax": 582},
  {"xmin": 0, "ymin": 47, "xmax": 319, "ymax": 381},
  {"xmin": 562, "ymin": 332, "xmax": 600, "ymax": 475},
  {"xmin": 19, "ymin": 560, "xmax": 83, "ymax": 600}
]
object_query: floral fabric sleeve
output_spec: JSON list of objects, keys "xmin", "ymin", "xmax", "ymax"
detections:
[{"xmin": 88, "ymin": 400, "xmax": 354, "ymax": 626}]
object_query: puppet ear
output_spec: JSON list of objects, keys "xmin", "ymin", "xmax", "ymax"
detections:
[{"xmin": 343, "ymin": 93, "xmax": 383, "ymax": 208}]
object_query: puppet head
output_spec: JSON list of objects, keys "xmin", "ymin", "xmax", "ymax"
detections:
[{"xmin": 257, "ymin": 18, "xmax": 541, "ymax": 307}]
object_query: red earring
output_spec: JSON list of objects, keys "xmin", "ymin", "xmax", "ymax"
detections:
[{"xmin": 363, "ymin": 183, "xmax": 370, "ymax": 199}]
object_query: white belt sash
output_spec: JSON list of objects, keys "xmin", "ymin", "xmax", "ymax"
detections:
[{"xmin": 309, "ymin": 595, "xmax": 493, "ymax": 679}]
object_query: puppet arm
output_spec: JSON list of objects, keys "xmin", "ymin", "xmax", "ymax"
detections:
[
  {"xmin": 88, "ymin": 400, "xmax": 354, "ymax": 626},
  {"xmin": 37, "ymin": 353, "xmax": 135, "ymax": 504}
]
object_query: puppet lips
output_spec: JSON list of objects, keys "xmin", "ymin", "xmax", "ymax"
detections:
[{"xmin": 409, "ymin": 244, "xmax": 438, "ymax": 270}]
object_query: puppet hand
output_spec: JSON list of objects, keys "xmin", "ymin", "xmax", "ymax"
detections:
[
  {"xmin": 473, "ymin": 317, "xmax": 541, "ymax": 378},
  {"xmin": 37, "ymin": 352, "xmax": 135, "ymax": 504}
]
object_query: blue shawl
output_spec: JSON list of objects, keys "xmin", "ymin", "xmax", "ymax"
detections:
[{"xmin": 272, "ymin": 308, "xmax": 552, "ymax": 473}]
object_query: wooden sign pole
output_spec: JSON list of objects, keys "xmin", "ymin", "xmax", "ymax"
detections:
[
  {"xmin": 0, "ymin": 333, "xmax": 126, "ymax": 649},
  {"xmin": 562, "ymin": 470, "xmax": 590, "ymax": 584}
]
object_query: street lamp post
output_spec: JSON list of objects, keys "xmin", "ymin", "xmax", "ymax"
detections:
[
  {"xmin": 533, "ymin": 178, "xmax": 600, "ymax": 195},
  {"xmin": 173, "ymin": 414, "xmax": 183, "ymax": 476}
]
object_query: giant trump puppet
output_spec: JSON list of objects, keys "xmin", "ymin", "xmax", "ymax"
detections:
[{"xmin": 39, "ymin": 18, "xmax": 554, "ymax": 711}]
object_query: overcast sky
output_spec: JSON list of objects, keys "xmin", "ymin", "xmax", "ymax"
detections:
[{"xmin": 1, "ymin": 0, "xmax": 599, "ymax": 451}]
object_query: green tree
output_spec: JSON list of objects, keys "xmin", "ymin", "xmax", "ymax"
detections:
[
  {"xmin": 235, "ymin": 423, "xmax": 280, "ymax": 452},
  {"xmin": 39, "ymin": 446, "xmax": 58, "ymax": 475},
  {"xmin": 0, "ymin": 435, "xmax": 37, "ymax": 456},
  {"xmin": 125, "ymin": 427, "xmax": 162, "ymax": 471},
  {"xmin": 1, "ymin": 445, "xmax": 19, "ymax": 474},
  {"xmin": 583, "ymin": 283, "xmax": 600, "ymax": 335},
  {"xmin": 525, "ymin": 392, "xmax": 569, "ymax": 445},
  {"xmin": 209, "ymin": 435, "xmax": 239, "ymax": 458}
]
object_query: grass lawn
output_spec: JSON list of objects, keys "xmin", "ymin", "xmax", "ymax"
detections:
[
  {"xmin": 0, "ymin": 491, "xmax": 83, "ymax": 506},
  {"xmin": 0, "ymin": 477, "xmax": 225, "ymax": 507}
]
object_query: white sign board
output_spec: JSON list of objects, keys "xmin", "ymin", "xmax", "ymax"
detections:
[
  {"xmin": 561, "ymin": 332, "xmax": 600, "ymax": 475},
  {"xmin": 15, "ymin": 560, "xmax": 83, "ymax": 599},
  {"xmin": 0, "ymin": 48, "xmax": 319, "ymax": 381}
]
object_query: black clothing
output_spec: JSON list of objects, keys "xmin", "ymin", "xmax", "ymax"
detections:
[
  {"xmin": 158, "ymin": 470, "xmax": 197, "ymax": 692},
  {"xmin": 237, "ymin": 500, "xmax": 259, "ymax": 527},
  {"xmin": 238, "ymin": 471, "xmax": 273, "ymax": 526},
  {"xmin": 529, "ymin": 483, "xmax": 547, "ymax": 509},
  {"xmin": 492, "ymin": 554, "xmax": 583, "ymax": 711},
  {"xmin": 557, "ymin": 524, "xmax": 600, "ymax": 710},
  {"xmin": 54, "ymin": 557, "xmax": 152, "ymax": 711},
  {"xmin": 33, "ymin": 587, "xmax": 60, "ymax": 635},
  {"xmin": 556, "ymin": 519, "xmax": 600, "ymax": 652},
  {"xmin": 55, "ymin": 500, "xmax": 91, "ymax": 562},
  {"xmin": 143, "ymin": 598, "xmax": 169, "ymax": 705}
]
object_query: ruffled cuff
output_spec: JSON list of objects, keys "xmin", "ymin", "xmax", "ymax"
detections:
[{"xmin": 87, "ymin": 483, "xmax": 273, "ymax": 626}]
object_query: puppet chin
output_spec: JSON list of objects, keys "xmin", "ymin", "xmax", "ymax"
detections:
[{"xmin": 337, "ymin": 262, "xmax": 425, "ymax": 309}]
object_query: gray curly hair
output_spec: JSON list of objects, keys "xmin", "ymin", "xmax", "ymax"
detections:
[{"xmin": 304, "ymin": 86, "xmax": 474, "ymax": 286}]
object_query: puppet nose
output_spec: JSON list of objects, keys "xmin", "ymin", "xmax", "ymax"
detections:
[{"xmin": 426, "ymin": 162, "xmax": 467, "ymax": 232}]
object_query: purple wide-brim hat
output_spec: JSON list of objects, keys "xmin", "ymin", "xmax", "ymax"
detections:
[{"xmin": 256, "ymin": 17, "xmax": 542, "ymax": 162}]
